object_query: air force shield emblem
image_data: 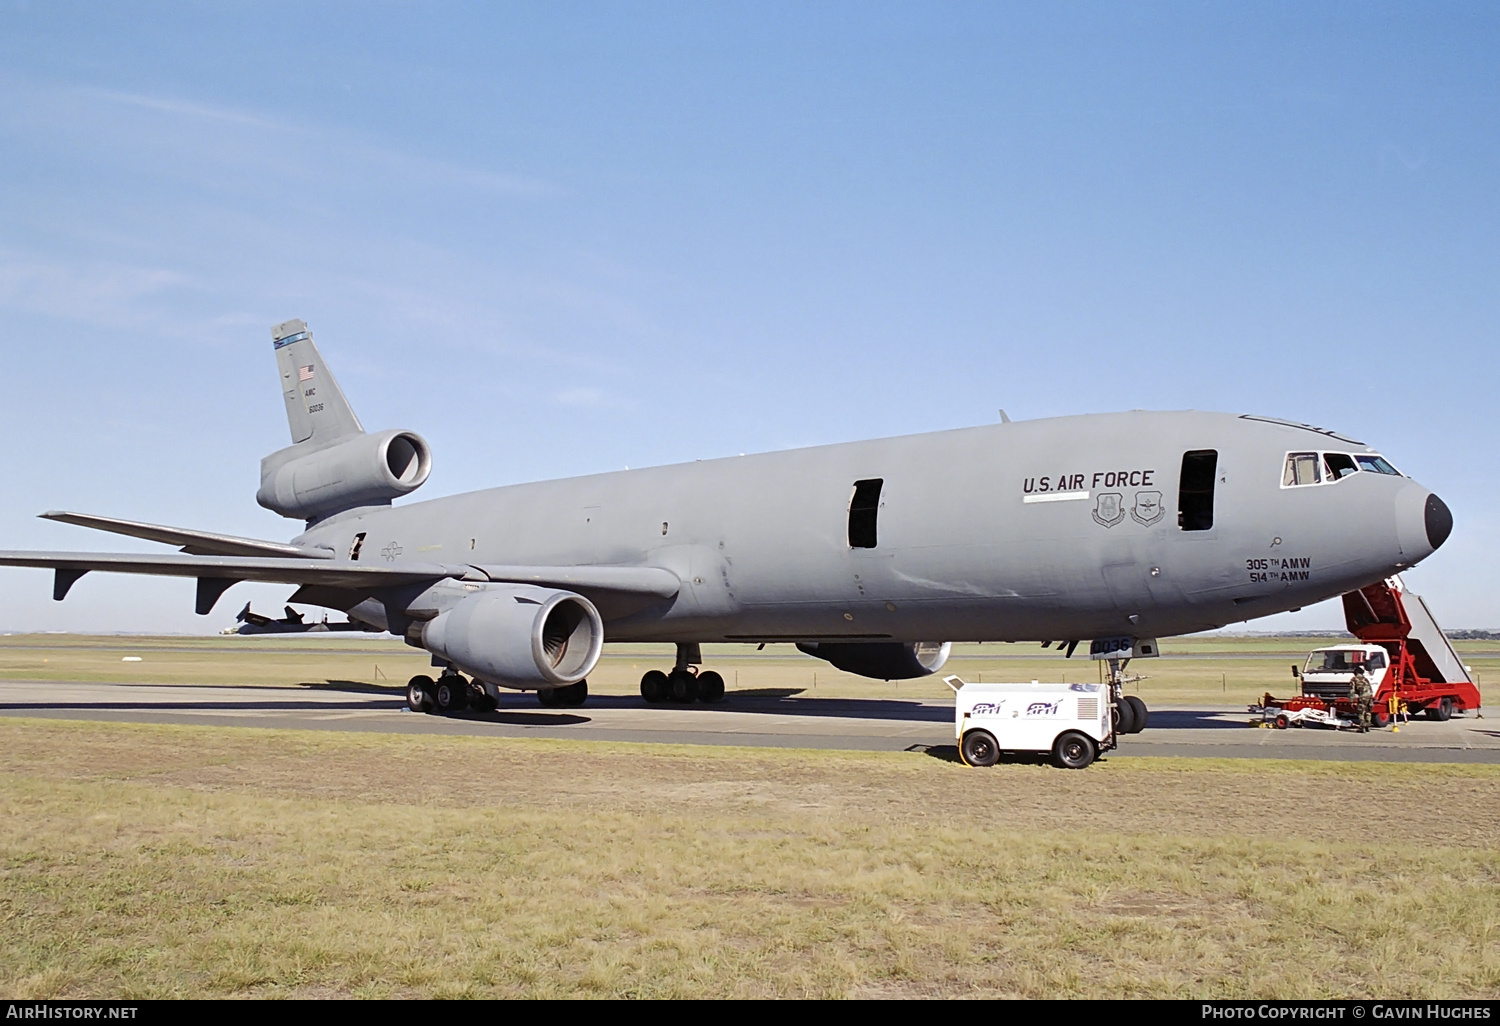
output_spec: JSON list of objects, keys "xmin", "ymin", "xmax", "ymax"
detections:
[
  {"xmin": 1130, "ymin": 490, "xmax": 1165, "ymax": 526},
  {"xmin": 1092, "ymin": 492, "xmax": 1124, "ymax": 528}
]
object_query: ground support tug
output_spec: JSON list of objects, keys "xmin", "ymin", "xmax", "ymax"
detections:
[{"xmin": 1252, "ymin": 576, "xmax": 1480, "ymax": 730}]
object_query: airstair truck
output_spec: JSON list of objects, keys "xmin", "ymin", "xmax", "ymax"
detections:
[{"xmin": 1256, "ymin": 576, "xmax": 1480, "ymax": 729}]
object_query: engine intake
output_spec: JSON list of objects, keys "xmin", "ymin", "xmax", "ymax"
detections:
[
  {"xmin": 797, "ymin": 640, "xmax": 951, "ymax": 680},
  {"xmin": 258, "ymin": 428, "xmax": 432, "ymax": 521},
  {"xmin": 422, "ymin": 585, "xmax": 604, "ymax": 688}
]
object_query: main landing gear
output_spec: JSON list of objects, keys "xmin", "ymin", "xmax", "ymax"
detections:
[
  {"xmin": 640, "ymin": 643, "xmax": 726, "ymax": 705},
  {"xmin": 407, "ymin": 671, "xmax": 497, "ymax": 715},
  {"xmin": 407, "ymin": 671, "xmax": 588, "ymax": 713}
]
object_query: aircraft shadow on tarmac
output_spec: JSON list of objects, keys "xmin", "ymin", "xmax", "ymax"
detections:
[
  {"xmin": 0, "ymin": 697, "xmax": 404, "ymax": 713},
  {"xmin": 477, "ymin": 690, "xmax": 957, "ymax": 724}
]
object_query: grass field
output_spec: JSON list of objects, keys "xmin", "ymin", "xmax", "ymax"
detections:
[
  {"xmin": 1, "ymin": 632, "xmax": 1494, "ymax": 708},
  {"xmin": 2, "ymin": 718, "xmax": 1498, "ymax": 998}
]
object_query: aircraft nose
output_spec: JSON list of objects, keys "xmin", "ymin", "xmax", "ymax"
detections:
[
  {"xmin": 1394, "ymin": 483, "xmax": 1450, "ymax": 562},
  {"xmin": 1425, "ymin": 493, "xmax": 1453, "ymax": 550}
]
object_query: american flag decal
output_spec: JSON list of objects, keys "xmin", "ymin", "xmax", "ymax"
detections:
[{"xmin": 298, "ymin": 365, "xmax": 315, "ymax": 381}]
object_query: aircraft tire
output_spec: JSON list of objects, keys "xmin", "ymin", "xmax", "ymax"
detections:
[
  {"xmin": 961, "ymin": 729, "xmax": 1000, "ymax": 767},
  {"xmin": 435, "ymin": 676, "xmax": 469, "ymax": 713},
  {"xmin": 407, "ymin": 675, "xmax": 435, "ymax": 712},
  {"xmin": 538, "ymin": 687, "xmax": 559, "ymax": 708},
  {"xmin": 1052, "ymin": 731, "xmax": 1096, "ymax": 770},
  {"xmin": 640, "ymin": 670, "xmax": 669, "ymax": 703},
  {"xmin": 468, "ymin": 682, "xmax": 497, "ymax": 712},
  {"xmin": 1124, "ymin": 696, "xmax": 1148, "ymax": 733},
  {"xmin": 669, "ymin": 669, "xmax": 699, "ymax": 703},
  {"xmin": 1114, "ymin": 700, "xmax": 1137, "ymax": 736},
  {"xmin": 554, "ymin": 680, "xmax": 588, "ymax": 707},
  {"xmin": 697, "ymin": 670, "xmax": 726, "ymax": 703}
]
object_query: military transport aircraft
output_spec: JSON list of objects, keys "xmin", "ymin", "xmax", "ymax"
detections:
[{"xmin": 0, "ymin": 320, "xmax": 1452, "ymax": 715}]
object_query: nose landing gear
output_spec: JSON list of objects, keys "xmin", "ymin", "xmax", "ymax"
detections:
[{"xmin": 640, "ymin": 644, "xmax": 726, "ymax": 705}]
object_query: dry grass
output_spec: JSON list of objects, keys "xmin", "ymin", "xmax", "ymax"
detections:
[{"xmin": 2, "ymin": 718, "xmax": 1499, "ymax": 998}]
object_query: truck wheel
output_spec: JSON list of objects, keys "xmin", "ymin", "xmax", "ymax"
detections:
[
  {"xmin": 1370, "ymin": 705, "xmax": 1390, "ymax": 728},
  {"xmin": 961, "ymin": 729, "xmax": 1000, "ymax": 767},
  {"xmin": 1434, "ymin": 697, "xmax": 1453, "ymax": 722},
  {"xmin": 1274, "ymin": 713, "xmax": 1290, "ymax": 730},
  {"xmin": 407, "ymin": 675, "xmax": 434, "ymax": 712},
  {"xmin": 1125, "ymin": 696, "xmax": 1148, "ymax": 733},
  {"xmin": 1053, "ymin": 731, "xmax": 1096, "ymax": 770}
]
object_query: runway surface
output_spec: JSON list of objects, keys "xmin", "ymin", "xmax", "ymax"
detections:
[{"xmin": 2, "ymin": 678, "xmax": 1497, "ymax": 763}]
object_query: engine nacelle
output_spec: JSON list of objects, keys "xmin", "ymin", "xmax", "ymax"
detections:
[
  {"xmin": 421, "ymin": 585, "xmax": 604, "ymax": 689},
  {"xmin": 796, "ymin": 640, "xmax": 951, "ymax": 680},
  {"xmin": 257, "ymin": 428, "xmax": 432, "ymax": 521}
]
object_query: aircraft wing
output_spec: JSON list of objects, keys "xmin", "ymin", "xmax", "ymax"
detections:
[
  {"xmin": 39, "ymin": 511, "xmax": 333, "ymax": 559},
  {"xmin": 0, "ymin": 550, "xmax": 681, "ymax": 616}
]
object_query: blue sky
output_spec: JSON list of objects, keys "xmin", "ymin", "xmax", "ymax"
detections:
[{"xmin": 0, "ymin": 1, "xmax": 1495, "ymax": 633}]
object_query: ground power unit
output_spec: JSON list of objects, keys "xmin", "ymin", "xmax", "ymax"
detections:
[{"xmin": 949, "ymin": 678, "xmax": 1116, "ymax": 769}]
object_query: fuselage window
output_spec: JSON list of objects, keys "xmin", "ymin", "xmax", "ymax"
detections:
[
  {"xmin": 1178, "ymin": 450, "xmax": 1217, "ymax": 531},
  {"xmin": 1283, "ymin": 452, "xmax": 1321, "ymax": 487},
  {"xmin": 1324, "ymin": 452, "xmax": 1358, "ymax": 480},
  {"xmin": 1355, "ymin": 454, "xmax": 1401, "ymax": 476},
  {"xmin": 848, "ymin": 478, "xmax": 883, "ymax": 548}
]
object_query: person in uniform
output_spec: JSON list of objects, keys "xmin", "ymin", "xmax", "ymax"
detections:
[{"xmin": 1349, "ymin": 667, "xmax": 1374, "ymax": 732}]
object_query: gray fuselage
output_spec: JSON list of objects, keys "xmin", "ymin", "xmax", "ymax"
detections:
[{"xmin": 294, "ymin": 410, "xmax": 1447, "ymax": 645}]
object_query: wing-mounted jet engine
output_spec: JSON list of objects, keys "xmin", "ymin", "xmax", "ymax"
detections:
[
  {"xmin": 414, "ymin": 584, "xmax": 605, "ymax": 711},
  {"xmin": 255, "ymin": 320, "xmax": 431, "ymax": 523},
  {"xmin": 796, "ymin": 641, "xmax": 952, "ymax": 681}
]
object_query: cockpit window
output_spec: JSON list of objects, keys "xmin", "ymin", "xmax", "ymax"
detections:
[
  {"xmin": 1283, "ymin": 452, "xmax": 1321, "ymax": 487},
  {"xmin": 1324, "ymin": 453, "xmax": 1358, "ymax": 480},
  {"xmin": 1355, "ymin": 454, "xmax": 1401, "ymax": 476}
]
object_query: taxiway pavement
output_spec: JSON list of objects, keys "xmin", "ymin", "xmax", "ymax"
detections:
[{"xmin": 1, "ymin": 678, "xmax": 1497, "ymax": 762}]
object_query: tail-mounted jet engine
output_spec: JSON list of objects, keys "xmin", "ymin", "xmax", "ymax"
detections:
[
  {"xmin": 421, "ymin": 585, "xmax": 604, "ymax": 689},
  {"xmin": 257, "ymin": 428, "xmax": 432, "ymax": 521},
  {"xmin": 796, "ymin": 640, "xmax": 951, "ymax": 681}
]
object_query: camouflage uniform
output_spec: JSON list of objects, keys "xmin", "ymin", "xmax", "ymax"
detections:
[{"xmin": 1350, "ymin": 669, "xmax": 1373, "ymax": 732}]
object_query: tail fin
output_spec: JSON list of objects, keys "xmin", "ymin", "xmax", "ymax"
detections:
[{"xmin": 271, "ymin": 319, "xmax": 363, "ymax": 446}]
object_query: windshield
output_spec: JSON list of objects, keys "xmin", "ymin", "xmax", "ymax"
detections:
[
  {"xmin": 1354, "ymin": 454, "xmax": 1401, "ymax": 475},
  {"xmin": 1305, "ymin": 649, "xmax": 1385, "ymax": 673}
]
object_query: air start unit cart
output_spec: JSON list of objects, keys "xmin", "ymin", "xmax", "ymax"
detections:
[
  {"xmin": 1254, "ymin": 576, "xmax": 1480, "ymax": 730},
  {"xmin": 949, "ymin": 677, "xmax": 1115, "ymax": 769}
]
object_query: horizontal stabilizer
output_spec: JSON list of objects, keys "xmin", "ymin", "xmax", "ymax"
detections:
[{"xmin": 40, "ymin": 511, "xmax": 332, "ymax": 559}]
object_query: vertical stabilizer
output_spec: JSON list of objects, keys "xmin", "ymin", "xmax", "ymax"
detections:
[{"xmin": 271, "ymin": 319, "xmax": 363, "ymax": 446}]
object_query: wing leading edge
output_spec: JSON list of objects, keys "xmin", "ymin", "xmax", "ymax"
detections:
[{"xmin": 0, "ymin": 550, "xmax": 681, "ymax": 617}]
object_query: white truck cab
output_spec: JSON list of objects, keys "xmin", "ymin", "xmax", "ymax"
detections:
[
  {"xmin": 1297, "ymin": 644, "xmax": 1389, "ymax": 701},
  {"xmin": 949, "ymin": 677, "xmax": 1114, "ymax": 769}
]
